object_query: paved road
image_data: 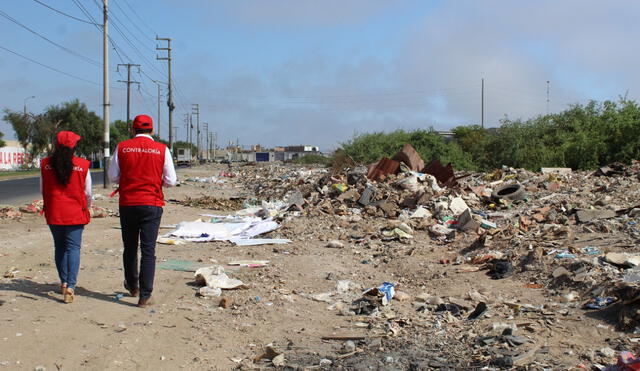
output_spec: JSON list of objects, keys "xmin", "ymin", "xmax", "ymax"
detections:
[{"xmin": 0, "ymin": 171, "xmax": 104, "ymax": 206}]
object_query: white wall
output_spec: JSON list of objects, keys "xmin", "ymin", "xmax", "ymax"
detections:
[{"xmin": 0, "ymin": 145, "xmax": 37, "ymax": 170}]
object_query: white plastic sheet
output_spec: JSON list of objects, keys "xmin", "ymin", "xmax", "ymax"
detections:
[{"xmin": 165, "ymin": 216, "xmax": 284, "ymax": 244}]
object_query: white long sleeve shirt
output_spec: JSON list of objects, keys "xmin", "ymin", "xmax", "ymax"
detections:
[{"xmin": 107, "ymin": 134, "xmax": 177, "ymax": 187}]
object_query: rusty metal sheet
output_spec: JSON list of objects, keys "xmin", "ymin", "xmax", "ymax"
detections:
[
  {"xmin": 392, "ymin": 143, "xmax": 425, "ymax": 172},
  {"xmin": 423, "ymin": 159, "xmax": 456, "ymax": 187},
  {"xmin": 367, "ymin": 157, "xmax": 400, "ymax": 182}
]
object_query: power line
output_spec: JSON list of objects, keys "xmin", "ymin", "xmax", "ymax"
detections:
[
  {"xmin": 89, "ymin": 0, "xmax": 164, "ymax": 79},
  {"xmin": 0, "ymin": 44, "xmax": 101, "ymax": 86},
  {"xmin": 71, "ymin": 0, "xmax": 101, "ymax": 31},
  {"xmin": 110, "ymin": 0, "xmax": 155, "ymax": 44},
  {"xmin": 122, "ymin": 0, "xmax": 157, "ymax": 37},
  {"xmin": 108, "ymin": 3, "xmax": 155, "ymax": 53},
  {"xmin": 0, "ymin": 9, "xmax": 101, "ymax": 67},
  {"xmin": 69, "ymin": 0, "xmax": 133, "ymax": 68},
  {"xmin": 31, "ymin": 0, "xmax": 99, "ymax": 25}
]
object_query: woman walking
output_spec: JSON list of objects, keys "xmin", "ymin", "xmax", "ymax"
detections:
[{"xmin": 40, "ymin": 131, "xmax": 92, "ymax": 303}]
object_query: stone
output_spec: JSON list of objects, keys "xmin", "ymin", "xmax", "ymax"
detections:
[
  {"xmin": 272, "ymin": 354, "xmax": 285, "ymax": 367},
  {"xmin": 219, "ymin": 297, "xmax": 233, "ymax": 308},
  {"xmin": 449, "ymin": 197, "xmax": 469, "ymax": 216},
  {"xmin": 343, "ymin": 341, "xmax": 356, "ymax": 353},
  {"xmin": 430, "ymin": 224, "xmax": 453, "ymax": 237},
  {"xmin": 576, "ymin": 209, "xmax": 617, "ymax": 223},
  {"xmin": 327, "ymin": 240, "xmax": 345, "ymax": 249},
  {"xmin": 598, "ymin": 347, "xmax": 616, "ymax": 358},
  {"xmin": 605, "ymin": 252, "xmax": 640, "ymax": 268},
  {"xmin": 541, "ymin": 167, "xmax": 572, "ymax": 175},
  {"xmin": 393, "ymin": 291, "xmax": 411, "ymax": 302},
  {"xmin": 410, "ymin": 206, "xmax": 432, "ymax": 218},
  {"xmin": 552, "ymin": 267, "xmax": 571, "ymax": 278},
  {"xmin": 415, "ymin": 293, "xmax": 431, "ymax": 302}
]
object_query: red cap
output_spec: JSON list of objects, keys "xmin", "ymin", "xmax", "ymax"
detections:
[
  {"xmin": 133, "ymin": 114, "xmax": 153, "ymax": 130},
  {"xmin": 56, "ymin": 131, "xmax": 81, "ymax": 148}
]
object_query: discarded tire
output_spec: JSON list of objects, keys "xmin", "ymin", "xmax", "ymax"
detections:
[{"xmin": 491, "ymin": 184, "xmax": 525, "ymax": 201}]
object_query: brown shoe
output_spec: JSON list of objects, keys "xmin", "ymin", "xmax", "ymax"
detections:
[
  {"xmin": 123, "ymin": 280, "xmax": 139, "ymax": 297},
  {"xmin": 137, "ymin": 296, "xmax": 154, "ymax": 308},
  {"xmin": 63, "ymin": 288, "xmax": 74, "ymax": 304},
  {"xmin": 60, "ymin": 283, "xmax": 67, "ymax": 295}
]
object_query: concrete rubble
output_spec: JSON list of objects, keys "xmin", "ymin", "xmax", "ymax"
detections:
[
  {"xmin": 7, "ymin": 151, "xmax": 640, "ymax": 369},
  {"xmin": 165, "ymin": 151, "xmax": 640, "ymax": 369}
]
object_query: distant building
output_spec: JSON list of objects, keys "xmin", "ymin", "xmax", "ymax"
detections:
[
  {"xmin": 216, "ymin": 144, "xmax": 321, "ymax": 163},
  {"xmin": 282, "ymin": 145, "xmax": 320, "ymax": 161},
  {"xmin": 0, "ymin": 140, "xmax": 37, "ymax": 170},
  {"xmin": 284, "ymin": 145, "xmax": 319, "ymax": 153},
  {"xmin": 436, "ymin": 131, "xmax": 455, "ymax": 142}
]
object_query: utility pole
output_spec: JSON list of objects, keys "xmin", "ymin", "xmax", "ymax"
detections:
[
  {"xmin": 156, "ymin": 37, "xmax": 174, "ymax": 152},
  {"xmin": 203, "ymin": 122, "xmax": 208, "ymax": 161},
  {"xmin": 117, "ymin": 63, "xmax": 140, "ymax": 132},
  {"xmin": 156, "ymin": 81, "xmax": 162, "ymax": 139},
  {"xmin": 103, "ymin": 0, "xmax": 110, "ymax": 188},
  {"xmin": 189, "ymin": 113, "xmax": 194, "ymax": 164},
  {"xmin": 546, "ymin": 80, "xmax": 550, "ymax": 115},
  {"xmin": 192, "ymin": 104, "xmax": 200, "ymax": 162},
  {"xmin": 183, "ymin": 113, "xmax": 190, "ymax": 144},
  {"xmin": 172, "ymin": 127, "xmax": 178, "ymax": 154},
  {"xmin": 213, "ymin": 132, "xmax": 217, "ymax": 162},
  {"xmin": 481, "ymin": 78, "xmax": 484, "ymax": 129}
]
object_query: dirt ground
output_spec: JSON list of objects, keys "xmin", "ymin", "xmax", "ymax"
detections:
[{"xmin": 0, "ymin": 164, "xmax": 632, "ymax": 371}]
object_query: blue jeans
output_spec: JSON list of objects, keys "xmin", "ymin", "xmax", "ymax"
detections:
[{"xmin": 49, "ymin": 225, "xmax": 84, "ymax": 290}]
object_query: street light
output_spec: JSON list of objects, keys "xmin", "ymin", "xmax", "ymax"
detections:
[{"xmin": 23, "ymin": 95, "xmax": 35, "ymax": 116}]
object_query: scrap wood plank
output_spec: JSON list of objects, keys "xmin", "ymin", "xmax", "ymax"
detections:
[{"xmin": 321, "ymin": 334, "xmax": 385, "ymax": 341}]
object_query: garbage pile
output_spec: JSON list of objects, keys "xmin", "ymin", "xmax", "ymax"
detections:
[
  {"xmin": 164, "ymin": 148, "xmax": 640, "ymax": 369},
  {"xmin": 171, "ymin": 195, "xmax": 245, "ymax": 210},
  {"xmin": 0, "ymin": 206, "xmax": 22, "ymax": 220},
  {"xmin": 216, "ymin": 147, "xmax": 640, "ymax": 333}
]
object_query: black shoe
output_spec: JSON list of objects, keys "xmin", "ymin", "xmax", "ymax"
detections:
[
  {"xmin": 137, "ymin": 296, "xmax": 154, "ymax": 308},
  {"xmin": 123, "ymin": 280, "xmax": 139, "ymax": 297}
]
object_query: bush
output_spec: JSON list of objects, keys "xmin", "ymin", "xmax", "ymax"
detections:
[
  {"xmin": 342, "ymin": 129, "xmax": 476, "ymax": 170},
  {"xmin": 341, "ymin": 99, "xmax": 640, "ymax": 172}
]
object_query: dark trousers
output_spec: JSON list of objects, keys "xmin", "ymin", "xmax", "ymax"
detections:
[{"xmin": 119, "ymin": 205, "xmax": 163, "ymax": 298}]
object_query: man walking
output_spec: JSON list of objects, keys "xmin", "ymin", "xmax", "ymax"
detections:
[{"xmin": 108, "ymin": 114, "xmax": 176, "ymax": 307}]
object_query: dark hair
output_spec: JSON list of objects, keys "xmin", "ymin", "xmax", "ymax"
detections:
[
  {"xmin": 50, "ymin": 145, "xmax": 74, "ymax": 185},
  {"xmin": 135, "ymin": 128, "xmax": 152, "ymax": 134}
]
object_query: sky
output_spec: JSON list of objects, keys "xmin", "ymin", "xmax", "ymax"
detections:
[{"xmin": 0, "ymin": 0, "xmax": 639, "ymax": 151}]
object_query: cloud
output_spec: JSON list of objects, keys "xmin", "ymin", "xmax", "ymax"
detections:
[{"xmin": 226, "ymin": 0, "xmax": 403, "ymax": 27}]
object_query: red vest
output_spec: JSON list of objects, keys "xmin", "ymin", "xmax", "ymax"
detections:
[
  {"xmin": 41, "ymin": 156, "xmax": 90, "ymax": 225},
  {"xmin": 117, "ymin": 136, "xmax": 166, "ymax": 206}
]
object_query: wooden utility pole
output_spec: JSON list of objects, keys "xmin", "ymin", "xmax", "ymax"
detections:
[
  {"xmin": 156, "ymin": 37, "xmax": 174, "ymax": 151},
  {"xmin": 103, "ymin": 0, "xmax": 110, "ymax": 188},
  {"xmin": 117, "ymin": 63, "xmax": 140, "ymax": 132}
]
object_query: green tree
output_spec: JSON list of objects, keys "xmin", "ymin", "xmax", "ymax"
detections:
[
  {"xmin": 3, "ymin": 109, "xmax": 53, "ymax": 159},
  {"xmin": 109, "ymin": 119, "xmax": 130, "ymax": 152},
  {"xmin": 342, "ymin": 129, "xmax": 475, "ymax": 170},
  {"xmin": 44, "ymin": 99, "xmax": 102, "ymax": 157},
  {"xmin": 0, "ymin": 131, "xmax": 4, "ymax": 148}
]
